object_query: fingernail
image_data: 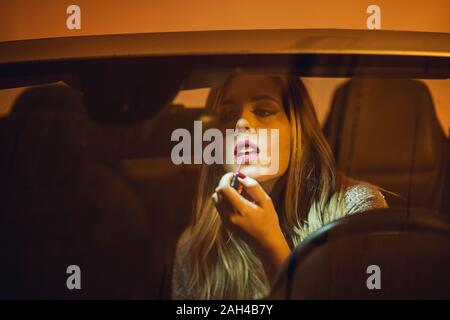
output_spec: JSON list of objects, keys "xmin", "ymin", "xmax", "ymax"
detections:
[{"xmin": 237, "ymin": 172, "xmax": 246, "ymax": 179}]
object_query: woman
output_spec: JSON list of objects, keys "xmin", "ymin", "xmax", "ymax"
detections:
[{"xmin": 171, "ymin": 73, "xmax": 388, "ymax": 299}]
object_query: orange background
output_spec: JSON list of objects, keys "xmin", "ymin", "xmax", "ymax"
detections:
[
  {"xmin": 0, "ymin": 1, "xmax": 449, "ymax": 134},
  {"xmin": 0, "ymin": 0, "xmax": 449, "ymax": 42}
]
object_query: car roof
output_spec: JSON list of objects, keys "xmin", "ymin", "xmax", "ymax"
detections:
[{"xmin": 1, "ymin": 29, "xmax": 450, "ymax": 65}]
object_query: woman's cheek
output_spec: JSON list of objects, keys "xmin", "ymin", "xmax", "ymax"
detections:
[
  {"xmin": 274, "ymin": 134, "xmax": 290, "ymax": 177},
  {"xmin": 279, "ymin": 136, "xmax": 291, "ymax": 175},
  {"xmin": 223, "ymin": 135, "xmax": 237, "ymax": 173}
]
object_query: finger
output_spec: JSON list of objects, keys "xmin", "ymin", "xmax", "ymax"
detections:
[
  {"xmin": 212, "ymin": 192, "xmax": 230, "ymax": 215},
  {"xmin": 218, "ymin": 183, "xmax": 256, "ymax": 214},
  {"xmin": 212, "ymin": 192, "xmax": 239, "ymax": 227},
  {"xmin": 237, "ymin": 176, "xmax": 271, "ymax": 206},
  {"xmin": 212, "ymin": 192, "xmax": 219, "ymax": 205},
  {"xmin": 237, "ymin": 183, "xmax": 243, "ymax": 195},
  {"xmin": 217, "ymin": 172, "xmax": 236, "ymax": 190},
  {"xmin": 213, "ymin": 191, "xmax": 238, "ymax": 219}
]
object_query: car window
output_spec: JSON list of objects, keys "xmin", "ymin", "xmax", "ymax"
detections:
[
  {"xmin": 171, "ymin": 77, "xmax": 450, "ymax": 134},
  {"xmin": 0, "ymin": 57, "xmax": 449, "ymax": 299}
]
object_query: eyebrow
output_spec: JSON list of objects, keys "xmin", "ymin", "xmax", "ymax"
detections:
[
  {"xmin": 222, "ymin": 95, "xmax": 282, "ymax": 106},
  {"xmin": 249, "ymin": 95, "xmax": 282, "ymax": 105}
]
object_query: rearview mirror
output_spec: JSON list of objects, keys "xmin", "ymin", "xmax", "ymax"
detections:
[{"xmin": 81, "ymin": 59, "xmax": 188, "ymax": 122}]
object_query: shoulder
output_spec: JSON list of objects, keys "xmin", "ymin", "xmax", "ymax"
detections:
[
  {"xmin": 343, "ymin": 178, "xmax": 388, "ymax": 215},
  {"xmin": 171, "ymin": 226, "xmax": 193, "ymax": 299},
  {"xmin": 174, "ymin": 226, "xmax": 192, "ymax": 263},
  {"xmin": 177, "ymin": 226, "xmax": 192, "ymax": 249}
]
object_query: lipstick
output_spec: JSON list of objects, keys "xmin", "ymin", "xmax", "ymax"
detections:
[
  {"xmin": 230, "ymin": 156, "xmax": 243, "ymax": 189},
  {"xmin": 231, "ymin": 138, "xmax": 259, "ymax": 189}
]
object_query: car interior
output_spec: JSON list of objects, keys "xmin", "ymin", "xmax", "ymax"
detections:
[
  {"xmin": 0, "ymin": 59, "xmax": 449, "ymax": 299},
  {"xmin": 272, "ymin": 77, "xmax": 450, "ymax": 299},
  {"xmin": 324, "ymin": 78, "xmax": 449, "ymax": 212}
]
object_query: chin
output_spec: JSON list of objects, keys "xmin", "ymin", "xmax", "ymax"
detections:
[
  {"xmin": 240, "ymin": 165, "xmax": 280, "ymax": 182},
  {"xmin": 222, "ymin": 163, "xmax": 286, "ymax": 182}
]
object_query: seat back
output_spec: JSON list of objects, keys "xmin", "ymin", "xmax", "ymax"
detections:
[
  {"xmin": 0, "ymin": 85, "xmax": 153, "ymax": 298},
  {"xmin": 324, "ymin": 78, "xmax": 448, "ymax": 210},
  {"xmin": 270, "ymin": 208, "xmax": 450, "ymax": 299}
]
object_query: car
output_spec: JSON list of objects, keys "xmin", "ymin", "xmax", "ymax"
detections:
[{"xmin": 0, "ymin": 29, "xmax": 449, "ymax": 299}]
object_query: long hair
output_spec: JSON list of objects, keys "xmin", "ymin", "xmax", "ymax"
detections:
[{"xmin": 184, "ymin": 75, "xmax": 348, "ymax": 299}]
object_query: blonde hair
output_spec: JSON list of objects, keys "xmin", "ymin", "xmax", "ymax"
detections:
[{"xmin": 184, "ymin": 75, "xmax": 349, "ymax": 299}]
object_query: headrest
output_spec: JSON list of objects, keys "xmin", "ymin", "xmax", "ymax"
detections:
[{"xmin": 325, "ymin": 78, "xmax": 447, "ymax": 207}]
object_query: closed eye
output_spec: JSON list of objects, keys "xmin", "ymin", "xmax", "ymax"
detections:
[
  {"xmin": 252, "ymin": 99, "xmax": 282, "ymax": 118},
  {"xmin": 252, "ymin": 109, "xmax": 278, "ymax": 117}
]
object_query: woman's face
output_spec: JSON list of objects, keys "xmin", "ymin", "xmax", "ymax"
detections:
[{"xmin": 218, "ymin": 75, "xmax": 292, "ymax": 183}]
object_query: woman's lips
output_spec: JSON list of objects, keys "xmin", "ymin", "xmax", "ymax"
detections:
[{"xmin": 234, "ymin": 139, "xmax": 260, "ymax": 162}]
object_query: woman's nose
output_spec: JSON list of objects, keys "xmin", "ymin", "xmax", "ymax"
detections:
[{"xmin": 235, "ymin": 118, "xmax": 255, "ymax": 134}]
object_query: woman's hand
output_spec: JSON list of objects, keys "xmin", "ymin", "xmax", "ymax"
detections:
[{"xmin": 212, "ymin": 172, "xmax": 291, "ymax": 285}]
